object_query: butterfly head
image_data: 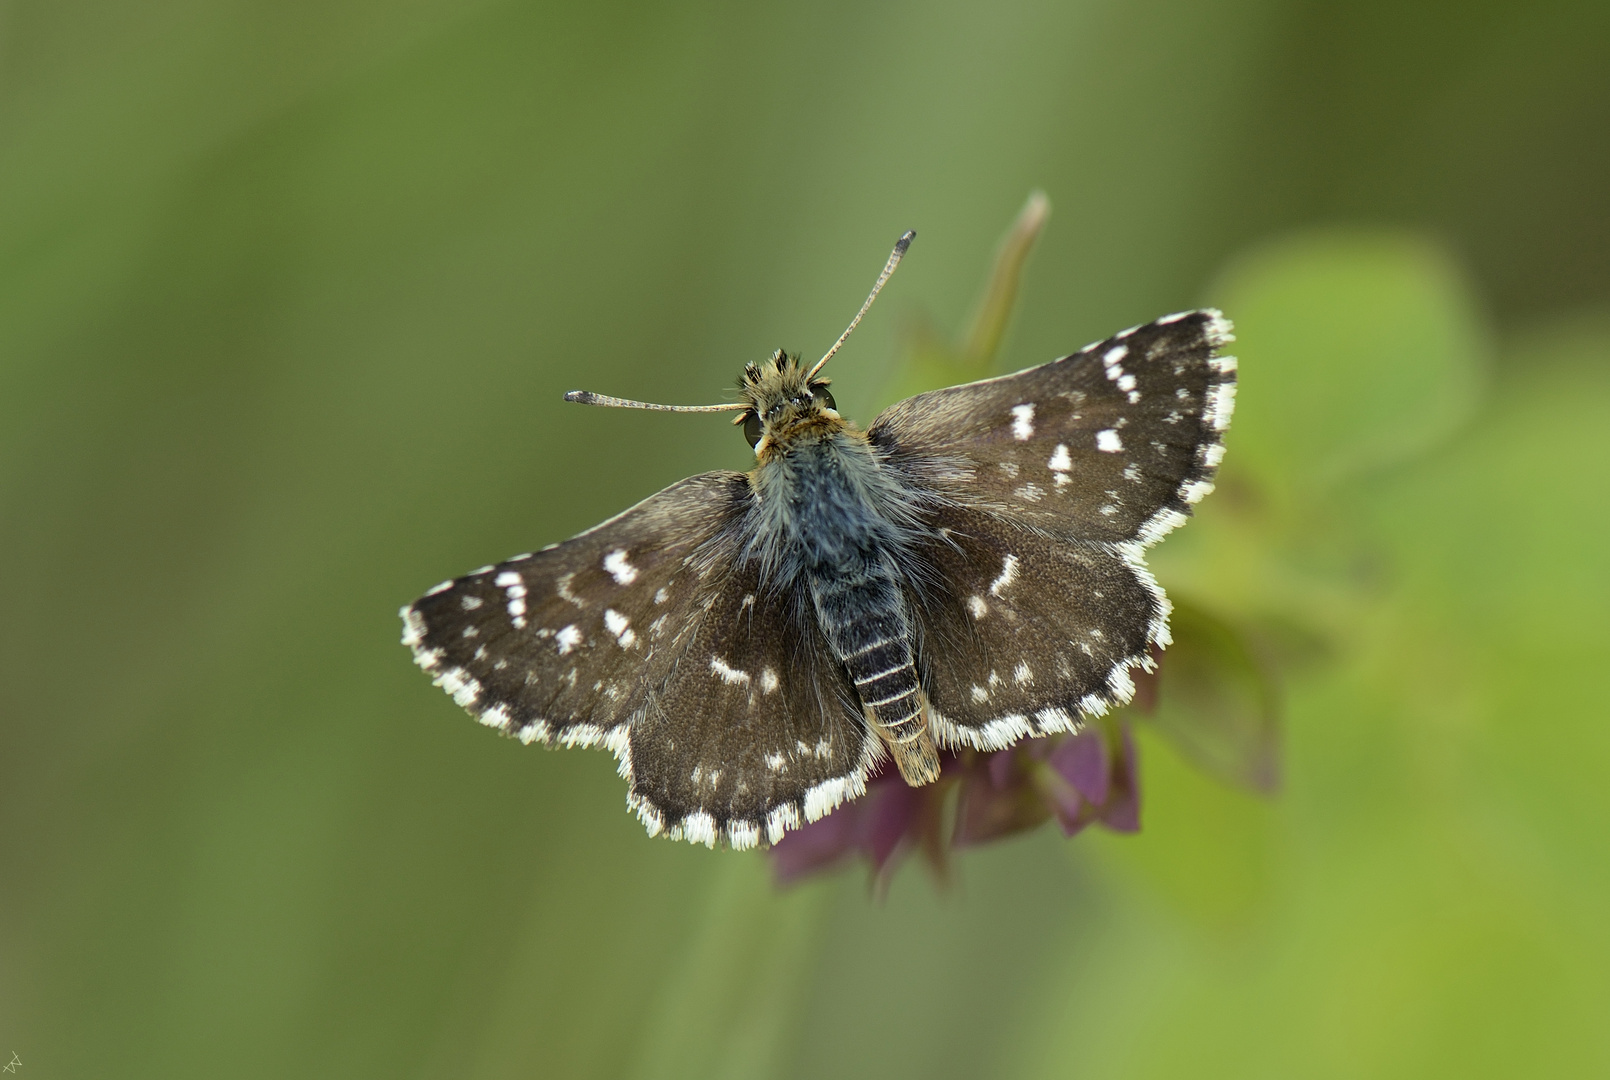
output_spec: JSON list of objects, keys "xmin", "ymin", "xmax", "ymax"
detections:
[{"xmin": 735, "ymin": 349, "xmax": 842, "ymax": 459}]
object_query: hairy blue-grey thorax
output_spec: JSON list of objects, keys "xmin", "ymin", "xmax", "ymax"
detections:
[{"xmin": 746, "ymin": 428, "xmax": 925, "ymax": 588}]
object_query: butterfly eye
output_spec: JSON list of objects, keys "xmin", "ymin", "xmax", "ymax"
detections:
[
  {"xmin": 743, "ymin": 411, "xmax": 763, "ymax": 448},
  {"xmin": 812, "ymin": 386, "xmax": 837, "ymax": 411}
]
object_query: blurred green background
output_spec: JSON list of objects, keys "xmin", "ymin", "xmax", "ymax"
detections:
[{"xmin": 3, "ymin": 1, "xmax": 1608, "ymax": 1076}]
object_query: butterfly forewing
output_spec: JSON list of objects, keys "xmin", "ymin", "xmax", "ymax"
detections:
[
  {"xmin": 401, "ymin": 471, "xmax": 879, "ymax": 848},
  {"xmin": 402, "ymin": 472, "xmax": 751, "ymax": 746},
  {"xmin": 870, "ymin": 310, "xmax": 1235, "ymax": 548}
]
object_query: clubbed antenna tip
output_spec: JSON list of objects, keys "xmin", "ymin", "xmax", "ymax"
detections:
[{"xmin": 808, "ymin": 230, "xmax": 916, "ymax": 380}]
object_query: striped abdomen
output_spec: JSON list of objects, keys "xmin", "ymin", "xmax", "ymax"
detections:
[{"xmin": 810, "ymin": 561, "xmax": 941, "ymax": 785}]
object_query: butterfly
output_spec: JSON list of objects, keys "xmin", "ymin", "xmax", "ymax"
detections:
[{"xmin": 401, "ymin": 231, "xmax": 1235, "ymax": 849}]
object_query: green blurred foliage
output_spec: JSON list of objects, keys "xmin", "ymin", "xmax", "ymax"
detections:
[
  {"xmin": 1219, "ymin": 231, "xmax": 1488, "ymax": 495},
  {"xmin": 2, "ymin": 1, "xmax": 1608, "ymax": 1078}
]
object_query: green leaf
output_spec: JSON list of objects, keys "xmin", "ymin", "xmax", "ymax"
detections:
[
  {"xmin": 1144, "ymin": 597, "xmax": 1282, "ymax": 793},
  {"xmin": 1208, "ymin": 230, "xmax": 1489, "ymax": 498}
]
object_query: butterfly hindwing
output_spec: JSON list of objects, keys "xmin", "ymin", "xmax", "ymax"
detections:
[
  {"xmin": 907, "ymin": 505, "xmax": 1164, "ymax": 749},
  {"xmin": 869, "ymin": 309, "xmax": 1235, "ymax": 548},
  {"xmin": 626, "ymin": 562, "xmax": 880, "ymax": 848},
  {"xmin": 400, "ymin": 471, "xmax": 879, "ymax": 848}
]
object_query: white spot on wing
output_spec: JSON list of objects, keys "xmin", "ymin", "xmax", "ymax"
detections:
[
  {"xmin": 1096, "ymin": 429, "xmax": 1123, "ymax": 453},
  {"xmin": 710, "ymin": 657, "xmax": 750, "ymax": 685},
  {"xmin": 603, "ymin": 549, "xmax": 638, "ymax": 585},
  {"xmin": 436, "ymin": 667, "xmax": 482, "ymax": 708},
  {"xmin": 967, "ymin": 595, "xmax": 987, "ymax": 619},
  {"xmin": 1108, "ymin": 664, "xmax": 1137, "ymax": 702},
  {"xmin": 1206, "ymin": 381, "xmax": 1237, "ymax": 431},
  {"xmin": 556, "ymin": 573, "xmax": 585, "ymax": 608},
  {"xmin": 989, "ymin": 554, "xmax": 1019, "ymax": 597},
  {"xmin": 766, "ymin": 804, "xmax": 800, "ymax": 843},
  {"xmin": 400, "ymin": 607, "xmax": 427, "ymax": 648},
  {"xmin": 1048, "ymin": 444, "xmax": 1071, "ymax": 472},
  {"xmin": 556, "ymin": 624, "xmax": 582, "ymax": 654},
  {"xmin": 1011, "ymin": 403, "xmax": 1035, "ymax": 441},
  {"xmin": 603, "ymin": 608, "xmax": 636, "ymax": 648},
  {"xmin": 760, "ymin": 667, "xmax": 779, "ymax": 694},
  {"xmin": 805, "ymin": 778, "xmax": 849, "ymax": 820},
  {"xmin": 681, "ymin": 812, "xmax": 718, "ymax": 848},
  {"xmin": 460, "ymin": 594, "xmax": 483, "ymax": 610},
  {"xmin": 1134, "ymin": 508, "xmax": 1190, "ymax": 547},
  {"xmin": 497, "ymin": 572, "xmax": 529, "ymax": 629}
]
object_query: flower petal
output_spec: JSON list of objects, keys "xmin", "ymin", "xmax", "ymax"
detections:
[
  {"xmin": 1052, "ymin": 729, "xmax": 1110, "ymax": 805},
  {"xmin": 1096, "ymin": 726, "xmax": 1141, "ymax": 832},
  {"xmin": 770, "ymin": 799, "xmax": 864, "ymax": 882},
  {"xmin": 867, "ymin": 781, "xmax": 923, "ymax": 873}
]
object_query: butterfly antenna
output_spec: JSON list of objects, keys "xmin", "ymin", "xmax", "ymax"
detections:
[
  {"xmin": 563, "ymin": 390, "xmax": 749, "ymax": 413},
  {"xmin": 807, "ymin": 229, "xmax": 915, "ymax": 380}
]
